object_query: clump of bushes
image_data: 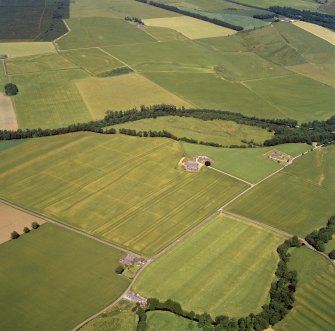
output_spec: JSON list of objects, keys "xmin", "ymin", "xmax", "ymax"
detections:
[
  {"xmin": 4, "ymin": 83, "xmax": 19, "ymax": 96},
  {"xmin": 115, "ymin": 265, "xmax": 124, "ymax": 274},
  {"xmin": 23, "ymin": 227, "xmax": 30, "ymax": 233},
  {"xmin": 329, "ymin": 250, "xmax": 335, "ymax": 260},
  {"xmin": 32, "ymin": 222, "xmax": 40, "ymax": 229},
  {"xmin": 11, "ymin": 231, "xmax": 20, "ymax": 239}
]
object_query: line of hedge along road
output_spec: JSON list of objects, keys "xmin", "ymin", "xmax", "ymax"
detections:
[{"xmin": 0, "ymin": 105, "xmax": 334, "ymax": 147}]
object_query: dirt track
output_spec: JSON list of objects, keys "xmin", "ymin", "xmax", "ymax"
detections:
[{"xmin": 0, "ymin": 92, "xmax": 17, "ymax": 130}]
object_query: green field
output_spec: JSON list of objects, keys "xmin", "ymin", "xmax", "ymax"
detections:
[
  {"xmin": 57, "ymin": 17, "xmax": 155, "ymax": 50},
  {"xmin": 0, "ymin": 139, "xmax": 26, "ymax": 152},
  {"xmin": 183, "ymin": 142, "xmax": 310, "ymax": 183},
  {"xmin": 276, "ymin": 248, "xmax": 335, "ymax": 331},
  {"xmin": 0, "ymin": 42, "xmax": 56, "ymax": 58},
  {"xmin": 112, "ymin": 116, "xmax": 273, "ymax": 146},
  {"xmin": 232, "ymin": 0, "xmax": 320, "ymax": 10},
  {"xmin": 0, "ymin": 133, "xmax": 247, "ymax": 256},
  {"xmin": 0, "ymin": 223, "xmax": 130, "ymax": 331},
  {"xmin": 227, "ymin": 146, "xmax": 335, "ymax": 235},
  {"xmin": 60, "ymin": 48, "xmax": 124, "ymax": 75},
  {"xmin": 134, "ymin": 214, "xmax": 283, "ymax": 317},
  {"xmin": 147, "ymin": 311, "xmax": 197, "ymax": 330},
  {"xmin": 10, "ymin": 69, "xmax": 92, "ymax": 129}
]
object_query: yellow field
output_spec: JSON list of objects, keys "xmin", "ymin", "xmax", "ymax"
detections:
[
  {"xmin": 0, "ymin": 42, "xmax": 56, "ymax": 58},
  {"xmin": 75, "ymin": 73, "xmax": 192, "ymax": 118},
  {"xmin": 143, "ymin": 16, "xmax": 235, "ymax": 40},
  {"xmin": 0, "ymin": 92, "xmax": 17, "ymax": 130},
  {"xmin": 293, "ymin": 21, "xmax": 335, "ymax": 45}
]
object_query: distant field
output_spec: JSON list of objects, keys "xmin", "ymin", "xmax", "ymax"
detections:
[
  {"xmin": 57, "ymin": 17, "xmax": 155, "ymax": 50},
  {"xmin": 10, "ymin": 69, "xmax": 92, "ymax": 129},
  {"xmin": 76, "ymin": 73, "xmax": 191, "ymax": 118},
  {"xmin": 142, "ymin": 25, "xmax": 189, "ymax": 42},
  {"xmin": 183, "ymin": 142, "xmax": 310, "ymax": 183},
  {"xmin": 0, "ymin": 133, "xmax": 247, "ymax": 256},
  {"xmin": 0, "ymin": 223, "xmax": 130, "ymax": 331},
  {"xmin": 0, "ymin": 42, "xmax": 55, "ymax": 58},
  {"xmin": 293, "ymin": 21, "xmax": 335, "ymax": 46},
  {"xmin": 134, "ymin": 214, "xmax": 283, "ymax": 316},
  {"xmin": 147, "ymin": 311, "xmax": 197, "ymax": 330},
  {"xmin": 112, "ymin": 116, "xmax": 273, "ymax": 146},
  {"xmin": 231, "ymin": 0, "xmax": 319, "ymax": 11},
  {"xmin": 143, "ymin": 16, "xmax": 235, "ymax": 39},
  {"xmin": 227, "ymin": 146, "xmax": 335, "ymax": 235},
  {"xmin": 6, "ymin": 53, "xmax": 77, "ymax": 75},
  {"xmin": 61, "ymin": 48, "xmax": 124, "ymax": 75},
  {"xmin": 276, "ymin": 248, "xmax": 335, "ymax": 331}
]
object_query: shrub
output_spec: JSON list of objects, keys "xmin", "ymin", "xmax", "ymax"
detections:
[
  {"xmin": 329, "ymin": 250, "xmax": 335, "ymax": 260},
  {"xmin": 115, "ymin": 265, "xmax": 124, "ymax": 274},
  {"xmin": 31, "ymin": 222, "xmax": 40, "ymax": 229},
  {"xmin": 11, "ymin": 231, "xmax": 20, "ymax": 239},
  {"xmin": 23, "ymin": 227, "xmax": 30, "ymax": 233},
  {"xmin": 4, "ymin": 83, "xmax": 19, "ymax": 96}
]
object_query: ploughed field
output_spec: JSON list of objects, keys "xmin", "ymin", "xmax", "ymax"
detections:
[
  {"xmin": 0, "ymin": 223, "xmax": 130, "ymax": 331},
  {"xmin": 0, "ymin": 133, "xmax": 248, "ymax": 256},
  {"xmin": 134, "ymin": 214, "xmax": 283, "ymax": 317}
]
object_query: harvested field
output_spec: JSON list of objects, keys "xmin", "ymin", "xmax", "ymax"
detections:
[
  {"xmin": 134, "ymin": 214, "xmax": 283, "ymax": 316},
  {"xmin": 293, "ymin": 21, "xmax": 335, "ymax": 46},
  {"xmin": 143, "ymin": 16, "xmax": 236, "ymax": 39},
  {"xmin": 0, "ymin": 223, "xmax": 130, "ymax": 331},
  {"xmin": 0, "ymin": 92, "xmax": 17, "ymax": 130},
  {"xmin": 76, "ymin": 73, "xmax": 191, "ymax": 118},
  {"xmin": 0, "ymin": 42, "xmax": 56, "ymax": 58},
  {"xmin": 0, "ymin": 133, "xmax": 247, "ymax": 256},
  {"xmin": 0, "ymin": 201, "xmax": 45, "ymax": 244}
]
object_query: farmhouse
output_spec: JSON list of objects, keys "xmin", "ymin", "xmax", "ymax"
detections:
[
  {"xmin": 196, "ymin": 156, "xmax": 212, "ymax": 166},
  {"xmin": 121, "ymin": 253, "xmax": 145, "ymax": 266},
  {"xmin": 183, "ymin": 161, "xmax": 199, "ymax": 172}
]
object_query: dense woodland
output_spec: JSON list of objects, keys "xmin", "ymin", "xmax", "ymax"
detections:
[
  {"xmin": 0, "ymin": 105, "xmax": 334, "ymax": 147},
  {"xmin": 136, "ymin": 236, "xmax": 302, "ymax": 331}
]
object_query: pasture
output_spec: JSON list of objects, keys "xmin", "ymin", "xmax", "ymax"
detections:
[
  {"xmin": 133, "ymin": 214, "xmax": 283, "ymax": 316},
  {"xmin": 76, "ymin": 73, "xmax": 191, "ymax": 118},
  {"xmin": 227, "ymin": 146, "xmax": 335, "ymax": 235},
  {"xmin": 146, "ymin": 311, "xmax": 197, "ymax": 330},
  {"xmin": 143, "ymin": 16, "xmax": 236, "ymax": 39},
  {"xmin": 0, "ymin": 222, "xmax": 130, "ymax": 331},
  {"xmin": 61, "ymin": 48, "xmax": 124, "ymax": 75},
  {"xmin": 182, "ymin": 142, "xmax": 310, "ymax": 183},
  {"xmin": 231, "ymin": 0, "xmax": 320, "ymax": 11},
  {"xmin": 57, "ymin": 17, "xmax": 155, "ymax": 50},
  {"xmin": 0, "ymin": 42, "xmax": 55, "ymax": 58},
  {"xmin": 112, "ymin": 116, "xmax": 273, "ymax": 146},
  {"xmin": 9, "ymin": 69, "xmax": 92, "ymax": 128},
  {"xmin": 276, "ymin": 248, "xmax": 335, "ymax": 331},
  {"xmin": 0, "ymin": 133, "xmax": 247, "ymax": 256}
]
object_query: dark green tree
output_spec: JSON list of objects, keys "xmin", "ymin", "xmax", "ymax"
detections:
[
  {"xmin": 23, "ymin": 226, "xmax": 30, "ymax": 233},
  {"xmin": 11, "ymin": 231, "xmax": 20, "ymax": 239},
  {"xmin": 4, "ymin": 83, "xmax": 19, "ymax": 96}
]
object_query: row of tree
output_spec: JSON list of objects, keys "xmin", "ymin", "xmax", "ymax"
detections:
[
  {"xmin": 11, "ymin": 222, "xmax": 40, "ymax": 240},
  {"xmin": 135, "ymin": 236, "xmax": 301, "ymax": 331},
  {"xmin": 124, "ymin": 16, "xmax": 144, "ymax": 25},
  {"xmin": 269, "ymin": 7, "xmax": 335, "ymax": 31},
  {"xmin": 305, "ymin": 215, "xmax": 335, "ymax": 252},
  {"xmin": 135, "ymin": 0, "xmax": 243, "ymax": 31},
  {"xmin": 1, "ymin": 105, "xmax": 334, "ymax": 147}
]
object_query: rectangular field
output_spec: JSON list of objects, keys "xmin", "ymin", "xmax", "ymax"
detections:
[
  {"xmin": 0, "ymin": 92, "xmax": 17, "ymax": 130},
  {"xmin": 0, "ymin": 42, "xmax": 56, "ymax": 58},
  {"xmin": 0, "ymin": 222, "xmax": 130, "ymax": 331},
  {"xmin": 133, "ymin": 214, "xmax": 283, "ymax": 316},
  {"xmin": 227, "ymin": 146, "xmax": 335, "ymax": 235},
  {"xmin": 10, "ymin": 69, "xmax": 92, "ymax": 129},
  {"xmin": 0, "ymin": 133, "xmax": 248, "ymax": 256}
]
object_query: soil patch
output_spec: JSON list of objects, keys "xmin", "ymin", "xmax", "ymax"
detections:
[
  {"xmin": 0, "ymin": 202, "xmax": 45, "ymax": 244},
  {"xmin": 0, "ymin": 92, "xmax": 17, "ymax": 130}
]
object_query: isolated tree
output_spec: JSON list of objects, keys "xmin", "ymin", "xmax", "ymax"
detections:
[
  {"xmin": 11, "ymin": 231, "xmax": 20, "ymax": 239},
  {"xmin": 329, "ymin": 250, "xmax": 335, "ymax": 260},
  {"xmin": 115, "ymin": 265, "xmax": 124, "ymax": 274},
  {"xmin": 23, "ymin": 226, "xmax": 30, "ymax": 233},
  {"xmin": 31, "ymin": 222, "xmax": 40, "ymax": 229},
  {"xmin": 4, "ymin": 83, "xmax": 19, "ymax": 96}
]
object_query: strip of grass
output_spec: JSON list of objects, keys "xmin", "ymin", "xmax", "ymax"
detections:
[
  {"xmin": 0, "ymin": 223, "xmax": 130, "ymax": 331},
  {"xmin": 0, "ymin": 133, "xmax": 248, "ymax": 256},
  {"xmin": 146, "ymin": 311, "xmax": 197, "ymax": 330},
  {"xmin": 276, "ymin": 247, "xmax": 335, "ymax": 331},
  {"xmin": 182, "ymin": 142, "xmax": 310, "ymax": 183},
  {"xmin": 227, "ymin": 146, "xmax": 335, "ymax": 235},
  {"xmin": 112, "ymin": 116, "xmax": 273, "ymax": 146},
  {"xmin": 134, "ymin": 214, "xmax": 283, "ymax": 317}
]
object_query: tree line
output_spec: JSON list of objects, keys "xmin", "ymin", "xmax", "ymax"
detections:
[
  {"xmin": 0, "ymin": 105, "xmax": 334, "ymax": 147},
  {"xmin": 135, "ymin": 0, "xmax": 243, "ymax": 31},
  {"xmin": 135, "ymin": 236, "xmax": 302, "ymax": 331},
  {"xmin": 269, "ymin": 6, "xmax": 335, "ymax": 31}
]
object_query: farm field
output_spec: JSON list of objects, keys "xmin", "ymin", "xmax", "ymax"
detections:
[
  {"xmin": 227, "ymin": 146, "xmax": 335, "ymax": 235},
  {"xmin": 0, "ymin": 42, "xmax": 56, "ymax": 58},
  {"xmin": 0, "ymin": 92, "xmax": 17, "ymax": 130},
  {"xmin": 141, "ymin": 25, "xmax": 189, "ymax": 42},
  {"xmin": 134, "ymin": 214, "xmax": 283, "ymax": 316},
  {"xmin": 112, "ymin": 116, "xmax": 273, "ymax": 146},
  {"xmin": 229, "ymin": 0, "xmax": 320, "ymax": 11},
  {"xmin": 146, "ymin": 311, "xmax": 197, "ymax": 330},
  {"xmin": 76, "ymin": 73, "xmax": 191, "ymax": 118},
  {"xmin": 10, "ymin": 69, "xmax": 92, "ymax": 128},
  {"xmin": 143, "ymin": 16, "xmax": 236, "ymax": 39},
  {"xmin": 293, "ymin": 21, "xmax": 335, "ymax": 46},
  {"xmin": 57, "ymin": 17, "xmax": 155, "ymax": 50},
  {"xmin": 0, "ymin": 133, "xmax": 248, "ymax": 256},
  {"xmin": 0, "ymin": 222, "xmax": 130, "ymax": 331},
  {"xmin": 276, "ymin": 248, "xmax": 335, "ymax": 331},
  {"xmin": 183, "ymin": 142, "xmax": 310, "ymax": 183}
]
